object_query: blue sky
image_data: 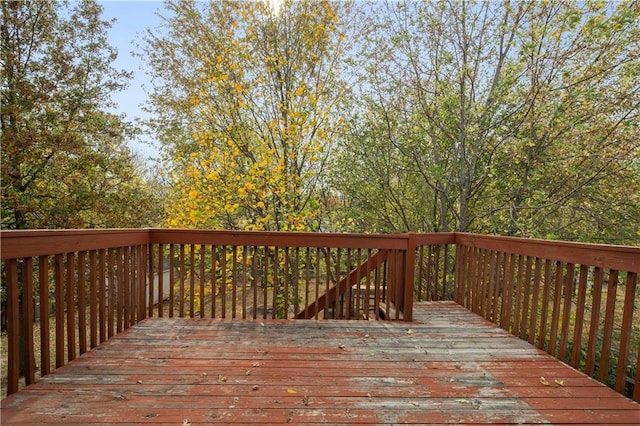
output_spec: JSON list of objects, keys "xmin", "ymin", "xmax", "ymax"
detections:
[{"xmin": 99, "ymin": 0, "xmax": 167, "ymax": 160}]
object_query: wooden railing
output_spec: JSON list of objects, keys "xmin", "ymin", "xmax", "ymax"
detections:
[
  {"xmin": 454, "ymin": 234, "xmax": 640, "ymax": 402},
  {"xmin": 1, "ymin": 229, "xmax": 637, "ymax": 402},
  {"xmin": 1, "ymin": 229, "xmax": 453, "ymax": 396}
]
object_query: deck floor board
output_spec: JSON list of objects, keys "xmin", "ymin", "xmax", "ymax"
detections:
[{"xmin": 2, "ymin": 301, "xmax": 639, "ymax": 424}]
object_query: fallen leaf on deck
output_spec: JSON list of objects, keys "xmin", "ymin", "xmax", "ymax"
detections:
[
  {"xmin": 287, "ymin": 388, "xmax": 297, "ymax": 394},
  {"xmin": 200, "ymin": 372, "xmax": 207, "ymax": 377},
  {"xmin": 554, "ymin": 379, "xmax": 565, "ymax": 386},
  {"xmin": 406, "ymin": 329, "xmax": 414, "ymax": 335},
  {"xmin": 182, "ymin": 420, "xmax": 191, "ymax": 426},
  {"xmin": 540, "ymin": 377, "xmax": 550, "ymax": 386},
  {"xmin": 136, "ymin": 380, "xmax": 143, "ymax": 384},
  {"xmin": 218, "ymin": 375, "xmax": 227, "ymax": 382}
]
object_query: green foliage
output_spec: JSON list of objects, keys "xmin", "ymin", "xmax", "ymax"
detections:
[
  {"xmin": 329, "ymin": 0, "xmax": 640, "ymax": 244},
  {"xmin": 1, "ymin": 0, "xmax": 163, "ymax": 229}
]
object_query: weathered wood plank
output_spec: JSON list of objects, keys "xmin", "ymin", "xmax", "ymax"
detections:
[{"xmin": 2, "ymin": 302, "xmax": 638, "ymax": 424}]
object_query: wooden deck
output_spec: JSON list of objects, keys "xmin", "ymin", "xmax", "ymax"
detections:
[{"xmin": 2, "ymin": 302, "xmax": 638, "ymax": 425}]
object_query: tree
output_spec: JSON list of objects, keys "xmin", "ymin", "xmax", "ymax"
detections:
[
  {"xmin": 1, "ymin": 0, "xmax": 162, "ymax": 229},
  {"xmin": 333, "ymin": 0, "xmax": 530, "ymax": 233},
  {"xmin": 485, "ymin": 0, "xmax": 640, "ymax": 243},
  {"xmin": 142, "ymin": 0, "xmax": 351, "ymax": 231},
  {"xmin": 331, "ymin": 0, "xmax": 639, "ymax": 243}
]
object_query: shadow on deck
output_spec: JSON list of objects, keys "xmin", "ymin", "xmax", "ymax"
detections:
[{"xmin": 2, "ymin": 302, "xmax": 638, "ymax": 424}]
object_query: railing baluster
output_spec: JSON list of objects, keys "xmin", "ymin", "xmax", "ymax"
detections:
[
  {"xmin": 231, "ymin": 245, "xmax": 238, "ymax": 319},
  {"xmin": 77, "ymin": 252, "xmax": 87, "ymax": 354},
  {"xmin": 528, "ymin": 258, "xmax": 542, "ymax": 345},
  {"xmin": 537, "ymin": 259, "xmax": 552, "ymax": 350},
  {"xmin": 263, "ymin": 246, "xmax": 269, "ymax": 319},
  {"xmin": 570, "ymin": 265, "xmax": 589, "ymax": 367},
  {"xmin": 179, "ymin": 245, "xmax": 185, "ymax": 318},
  {"xmin": 168, "ymin": 244, "xmax": 175, "ymax": 318},
  {"xmin": 253, "ymin": 246, "xmax": 260, "ymax": 319},
  {"xmin": 22, "ymin": 257, "xmax": 35, "ymax": 385},
  {"xmin": 585, "ymin": 267, "xmax": 603, "ymax": 375},
  {"xmin": 426, "ymin": 245, "xmax": 433, "ymax": 301},
  {"xmin": 65, "ymin": 253, "xmax": 76, "ymax": 361},
  {"xmin": 200, "ymin": 244, "xmax": 206, "ymax": 319},
  {"xmin": 148, "ymin": 245, "xmax": 154, "ymax": 319},
  {"xmin": 518, "ymin": 256, "xmax": 532, "ymax": 339},
  {"xmin": 558, "ymin": 263, "xmax": 575, "ymax": 361},
  {"xmin": 116, "ymin": 247, "xmax": 124, "ymax": 331},
  {"xmin": 107, "ymin": 249, "xmax": 116, "ymax": 337},
  {"xmin": 433, "ymin": 246, "xmax": 440, "ymax": 301},
  {"xmin": 599, "ymin": 269, "xmax": 618, "ymax": 383},
  {"xmin": 211, "ymin": 245, "xmax": 217, "ymax": 319},
  {"xmin": 364, "ymin": 249, "xmax": 372, "ymax": 318},
  {"xmin": 55, "ymin": 253, "xmax": 65, "ymax": 367},
  {"xmin": 38, "ymin": 255, "xmax": 51, "ymax": 377},
  {"xmin": 221, "ymin": 245, "xmax": 227, "ymax": 319},
  {"xmin": 99, "ymin": 249, "xmax": 107, "ymax": 341},
  {"xmin": 189, "ymin": 244, "xmax": 196, "ymax": 318},
  {"xmin": 6, "ymin": 259, "xmax": 19, "ymax": 395},
  {"xmin": 294, "ymin": 247, "xmax": 300, "ymax": 318},
  {"xmin": 615, "ymin": 272, "xmax": 637, "ymax": 393},
  {"xmin": 314, "ymin": 247, "xmax": 321, "ymax": 320},
  {"xmin": 548, "ymin": 261, "xmax": 564, "ymax": 357},
  {"xmin": 123, "ymin": 246, "xmax": 130, "ymax": 329},
  {"xmin": 273, "ymin": 247, "xmax": 279, "ymax": 319},
  {"xmin": 304, "ymin": 247, "xmax": 311, "ymax": 318},
  {"xmin": 469, "ymin": 246, "xmax": 479, "ymax": 310},
  {"xmin": 242, "ymin": 245, "xmax": 248, "ymax": 319},
  {"xmin": 158, "ymin": 244, "xmax": 164, "ymax": 318}
]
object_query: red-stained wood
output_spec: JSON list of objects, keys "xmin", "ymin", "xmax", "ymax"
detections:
[
  {"xmin": 2, "ymin": 230, "xmax": 639, "ymax": 401},
  {"xmin": 99, "ymin": 249, "xmax": 107, "ymax": 343},
  {"xmin": 585, "ymin": 266, "xmax": 604, "ymax": 376},
  {"xmin": 54, "ymin": 254, "xmax": 65, "ymax": 368},
  {"xmin": 548, "ymin": 261, "xmax": 564, "ymax": 357},
  {"xmin": 616, "ymin": 272, "xmax": 638, "ymax": 393},
  {"xmin": 89, "ymin": 250, "xmax": 98, "ymax": 347},
  {"xmin": 2, "ymin": 302, "xmax": 637, "ymax": 424},
  {"xmin": 21, "ymin": 257, "xmax": 35, "ymax": 385},
  {"xmin": 455, "ymin": 233, "xmax": 640, "ymax": 273},
  {"xmin": 78, "ymin": 251, "xmax": 87, "ymax": 354},
  {"xmin": 5, "ymin": 259, "xmax": 19, "ymax": 396},
  {"xmin": 0, "ymin": 229, "xmax": 151, "ymax": 260},
  {"xmin": 65, "ymin": 253, "xmax": 76, "ymax": 362},
  {"xmin": 38, "ymin": 255, "xmax": 51, "ymax": 377},
  {"xmin": 527, "ymin": 258, "xmax": 542, "ymax": 345},
  {"xmin": 571, "ymin": 264, "xmax": 589, "ymax": 368},
  {"xmin": 537, "ymin": 259, "xmax": 552, "ymax": 350},
  {"xmin": 599, "ymin": 269, "xmax": 619, "ymax": 383},
  {"xmin": 558, "ymin": 263, "xmax": 575, "ymax": 361}
]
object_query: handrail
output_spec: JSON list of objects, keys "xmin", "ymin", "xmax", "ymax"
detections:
[
  {"xmin": 296, "ymin": 249, "xmax": 389, "ymax": 320},
  {"xmin": 2, "ymin": 229, "xmax": 447, "ymax": 396},
  {"xmin": 1, "ymin": 229, "xmax": 638, "ymax": 401},
  {"xmin": 454, "ymin": 233, "xmax": 640, "ymax": 402}
]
